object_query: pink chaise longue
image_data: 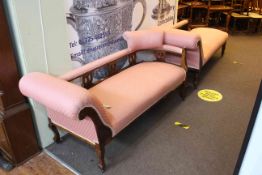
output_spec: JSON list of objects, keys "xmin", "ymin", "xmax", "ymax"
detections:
[
  {"xmin": 19, "ymin": 29, "xmax": 189, "ymax": 171},
  {"xmin": 19, "ymin": 27, "xmax": 228, "ymax": 171}
]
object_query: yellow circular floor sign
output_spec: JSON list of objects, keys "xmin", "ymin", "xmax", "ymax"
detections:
[{"xmin": 198, "ymin": 89, "xmax": 223, "ymax": 102}]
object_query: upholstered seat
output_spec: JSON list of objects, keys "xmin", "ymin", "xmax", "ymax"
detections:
[
  {"xmin": 90, "ymin": 62, "xmax": 186, "ymax": 135},
  {"xmin": 40, "ymin": 62, "xmax": 186, "ymax": 145}
]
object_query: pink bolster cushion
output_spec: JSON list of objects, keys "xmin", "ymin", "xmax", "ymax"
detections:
[
  {"xmin": 123, "ymin": 30, "xmax": 164, "ymax": 52},
  {"xmin": 164, "ymin": 29, "xmax": 201, "ymax": 49},
  {"xmin": 19, "ymin": 72, "xmax": 95, "ymax": 120}
]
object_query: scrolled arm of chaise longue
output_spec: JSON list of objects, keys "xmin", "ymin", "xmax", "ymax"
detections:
[
  {"xmin": 19, "ymin": 70, "xmax": 117, "ymax": 170},
  {"xmin": 60, "ymin": 28, "xmax": 200, "ymax": 83},
  {"xmin": 19, "ymin": 71, "xmax": 114, "ymax": 140}
]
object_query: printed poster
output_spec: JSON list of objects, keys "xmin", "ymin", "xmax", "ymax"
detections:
[{"xmin": 64, "ymin": 0, "xmax": 177, "ymax": 78}]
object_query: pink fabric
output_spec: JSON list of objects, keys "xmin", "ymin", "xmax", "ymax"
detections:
[
  {"xmin": 185, "ymin": 50, "xmax": 202, "ymax": 69},
  {"xmin": 164, "ymin": 29, "xmax": 201, "ymax": 49},
  {"xmin": 156, "ymin": 45, "xmax": 184, "ymax": 66},
  {"xmin": 191, "ymin": 28, "xmax": 228, "ymax": 65},
  {"xmin": 48, "ymin": 109, "xmax": 98, "ymax": 144},
  {"xmin": 19, "ymin": 46, "xmax": 187, "ymax": 138},
  {"xmin": 166, "ymin": 28, "xmax": 228, "ymax": 70},
  {"xmin": 158, "ymin": 44, "xmax": 183, "ymax": 54},
  {"xmin": 165, "ymin": 50, "xmax": 201, "ymax": 69},
  {"xmin": 123, "ymin": 30, "xmax": 164, "ymax": 52},
  {"xmin": 60, "ymin": 49, "xmax": 130, "ymax": 81},
  {"xmin": 19, "ymin": 72, "xmax": 90, "ymax": 120},
  {"xmin": 90, "ymin": 62, "xmax": 186, "ymax": 135},
  {"xmin": 149, "ymin": 27, "xmax": 201, "ymax": 69},
  {"xmin": 19, "ymin": 62, "xmax": 185, "ymax": 137},
  {"xmin": 19, "ymin": 72, "xmax": 113, "ymax": 131}
]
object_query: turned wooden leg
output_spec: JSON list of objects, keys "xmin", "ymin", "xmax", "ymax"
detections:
[
  {"xmin": 255, "ymin": 19, "xmax": 261, "ymax": 33},
  {"xmin": 232, "ymin": 18, "xmax": 236, "ymax": 34},
  {"xmin": 0, "ymin": 151, "xmax": 14, "ymax": 171},
  {"xmin": 179, "ymin": 82, "xmax": 186, "ymax": 100},
  {"xmin": 48, "ymin": 118, "xmax": 61, "ymax": 143},
  {"xmin": 221, "ymin": 42, "xmax": 227, "ymax": 57},
  {"xmin": 193, "ymin": 71, "xmax": 200, "ymax": 89},
  {"xmin": 95, "ymin": 144, "xmax": 106, "ymax": 172}
]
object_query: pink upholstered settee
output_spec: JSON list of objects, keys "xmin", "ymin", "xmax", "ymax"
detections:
[{"xmin": 19, "ymin": 29, "xmax": 198, "ymax": 171}]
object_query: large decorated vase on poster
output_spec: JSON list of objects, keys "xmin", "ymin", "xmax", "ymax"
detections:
[{"xmin": 64, "ymin": 0, "xmax": 177, "ymax": 79}]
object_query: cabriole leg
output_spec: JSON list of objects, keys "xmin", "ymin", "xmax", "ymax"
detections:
[
  {"xmin": 48, "ymin": 118, "xmax": 61, "ymax": 143},
  {"xmin": 95, "ymin": 144, "xmax": 106, "ymax": 172}
]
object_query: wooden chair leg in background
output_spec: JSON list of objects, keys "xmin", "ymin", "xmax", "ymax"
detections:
[{"xmin": 221, "ymin": 42, "xmax": 227, "ymax": 56}]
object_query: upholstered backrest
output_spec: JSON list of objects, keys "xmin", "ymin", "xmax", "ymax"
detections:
[
  {"xmin": 123, "ymin": 30, "xmax": 164, "ymax": 52},
  {"xmin": 123, "ymin": 29, "xmax": 203, "ymax": 69},
  {"xmin": 60, "ymin": 49, "xmax": 130, "ymax": 81},
  {"xmin": 164, "ymin": 29, "xmax": 201, "ymax": 50},
  {"xmin": 162, "ymin": 29, "xmax": 202, "ymax": 70}
]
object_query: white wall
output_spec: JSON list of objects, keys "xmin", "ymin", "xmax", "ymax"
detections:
[
  {"xmin": 4, "ymin": 0, "xmax": 72, "ymax": 147},
  {"xmin": 239, "ymin": 101, "xmax": 262, "ymax": 175}
]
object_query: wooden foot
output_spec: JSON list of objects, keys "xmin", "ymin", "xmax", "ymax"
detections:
[
  {"xmin": 193, "ymin": 72, "xmax": 200, "ymax": 89},
  {"xmin": 179, "ymin": 82, "xmax": 186, "ymax": 100},
  {"xmin": 48, "ymin": 119, "xmax": 61, "ymax": 143},
  {"xmin": 79, "ymin": 107, "xmax": 112, "ymax": 172},
  {"xmin": 95, "ymin": 144, "xmax": 106, "ymax": 172},
  {"xmin": 0, "ymin": 152, "xmax": 13, "ymax": 171},
  {"xmin": 221, "ymin": 42, "xmax": 226, "ymax": 57}
]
